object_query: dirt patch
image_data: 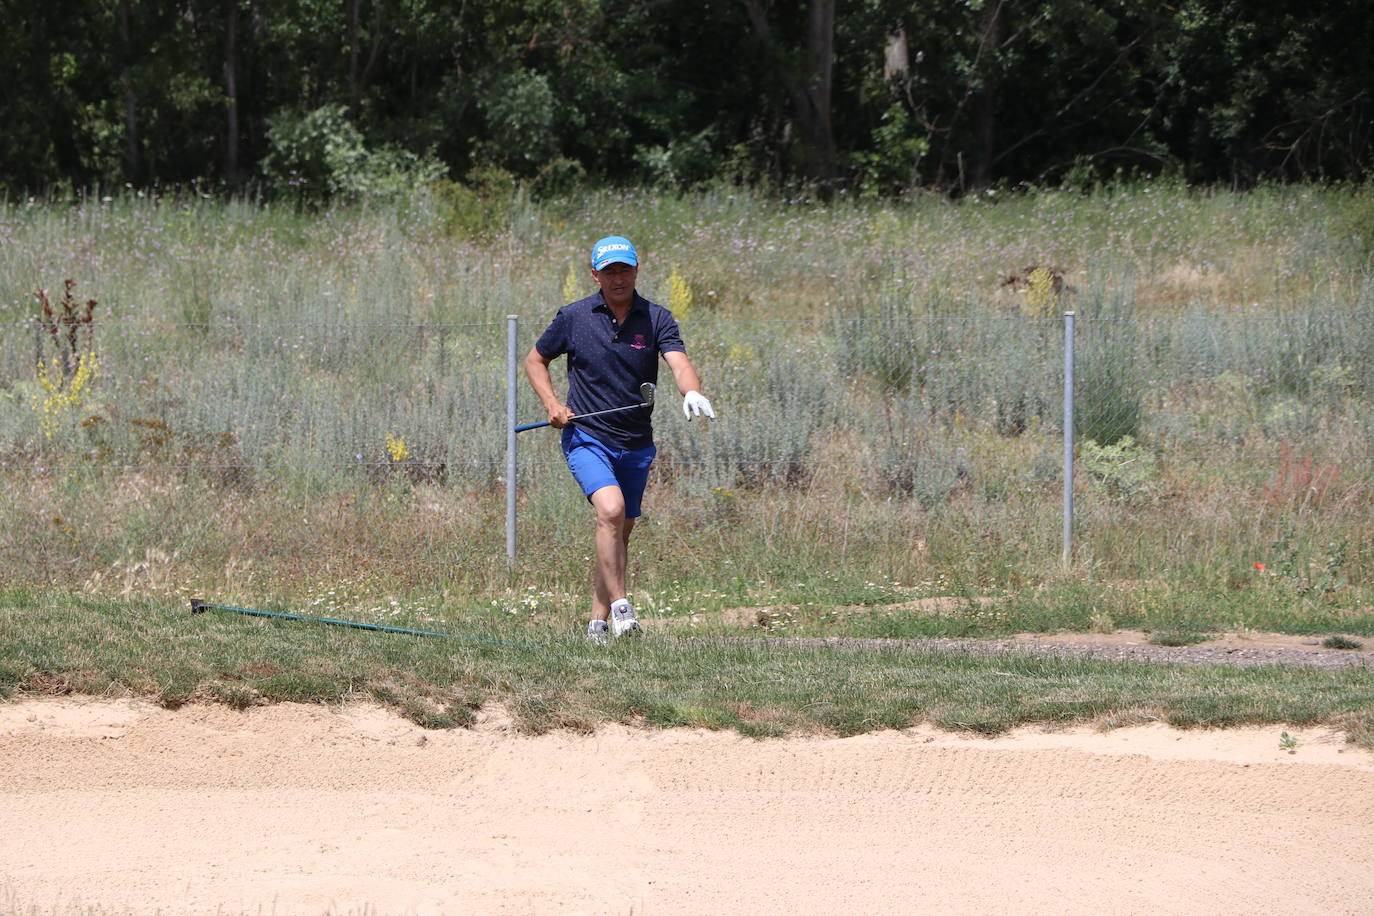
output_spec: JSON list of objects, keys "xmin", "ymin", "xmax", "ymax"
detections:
[
  {"xmin": 1016, "ymin": 628, "xmax": 1373, "ymax": 652},
  {"xmin": 657, "ymin": 602, "xmax": 1371, "ymax": 668},
  {"xmin": 736, "ymin": 633, "xmax": 1373, "ymax": 670},
  {"xmin": 660, "ymin": 595, "xmax": 1006, "ymax": 631},
  {"xmin": 2, "ymin": 697, "xmax": 1372, "ymax": 915}
]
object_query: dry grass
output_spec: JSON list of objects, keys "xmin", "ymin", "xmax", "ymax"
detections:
[{"xmin": 0, "ymin": 184, "xmax": 1371, "ymax": 635}]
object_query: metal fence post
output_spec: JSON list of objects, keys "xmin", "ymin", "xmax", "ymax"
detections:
[
  {"xmin": 1062, "ymin": 310, "xmax": 1076, "ymax": 568},
  {"xmin": 506, "ymin": 315, "xmax": 518, "ymax": 568}
]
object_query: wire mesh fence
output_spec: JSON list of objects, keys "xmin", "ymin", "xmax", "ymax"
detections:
[{"xmin": 3, "ymin": 306, "xmax": 1371, "ymax": 589}]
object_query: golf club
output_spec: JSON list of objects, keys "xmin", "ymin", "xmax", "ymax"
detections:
[
  {"xmin": 190, "ymin": 599, "xmax": 532, "ymax": 647},
  {"xmin": 515, "ymin": 381, "xmax": 655, "ymax": 433}
]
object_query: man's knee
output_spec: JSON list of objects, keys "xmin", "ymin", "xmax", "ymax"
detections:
[{"xmin": 590, "ymin": 485, "xmax": 627, "ymax": 525}]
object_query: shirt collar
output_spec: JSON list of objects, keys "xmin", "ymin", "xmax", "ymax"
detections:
[{"xmin": 593, "ymin": 291, "xmax": 645, "ymax": 316}]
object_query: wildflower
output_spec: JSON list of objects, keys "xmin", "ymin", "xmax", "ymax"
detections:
[
  {"xmin": 34, "ymin": 350, "xmax": 98, "ymax": 440},
  {"xmin": 386, "ymin": 433, "xmax": 408, "ymax": 462},
  {"xmin": 1006, "ymin": 266, "xmax": 1061, "ymax": 318},
  {"xmin": 667, "ymin": 265, "xmax": 693, "ymax": 320},
  {"xmin": 562, "ymin": 264, "xmax": 580, "ymax": 302},
  {"xmin": 728, "ymin": 342, "xmax": 756, "ymax": 365},
  {"xmin": 1253, "ymin": 562, "xmax": 1266, "ymax": 571}
]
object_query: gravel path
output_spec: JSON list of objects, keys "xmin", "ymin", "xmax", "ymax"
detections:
[{"xmin": 734, "ymin": 636, "xmax": 1374, "ymax": 670}]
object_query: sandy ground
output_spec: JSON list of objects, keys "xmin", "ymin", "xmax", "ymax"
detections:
[{"xmin": 2, "ymin": 697, "xmax": 1373, "ymax": 916}]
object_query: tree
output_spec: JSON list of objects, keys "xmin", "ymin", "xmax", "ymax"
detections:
[
  {"xmin": 741, "ymin": 0, "xmax": 838, "ymax": 192},
  {"xmin": 2, "ymin": 0, "xmax": 1373, "ymax": 195},
  {"xmin": 1155, "ymin": 0, "xmax": 1374, "ymax": 183}
]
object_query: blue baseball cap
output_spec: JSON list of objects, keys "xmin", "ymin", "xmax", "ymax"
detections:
[{"xmin": 591, "ymin": 236, "xmax": 638, "ymax": 270}]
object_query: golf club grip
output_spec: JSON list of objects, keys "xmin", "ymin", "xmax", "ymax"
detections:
[{"xmin": 514, "ymin": 401, "xmax": 647, "ymax": 434}]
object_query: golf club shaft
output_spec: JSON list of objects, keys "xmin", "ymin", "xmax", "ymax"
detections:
[
  {"xmin": 515, "ymin": 400, "xmax": 648, "ymax": 433},
  {"xmin": 191, "ymin": 599, "xmax": 452, "ymax": 637},
  {"xmin": 190, "ymin": 599, "xmax": 531, "ymax": 647}
]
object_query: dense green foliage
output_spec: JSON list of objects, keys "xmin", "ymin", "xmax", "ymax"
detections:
[{"xmin": 2, "ymin": 0, "xmax": 1372, "ymax": 197}]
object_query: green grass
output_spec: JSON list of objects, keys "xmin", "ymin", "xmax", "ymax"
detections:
[
  {"xmin": 2, "ymin": 590, "xmax": 1371, "ymax": 745},
  {"xmin": 1147, "ymin": 630, "xmax": 1208, "ymax": 647}
]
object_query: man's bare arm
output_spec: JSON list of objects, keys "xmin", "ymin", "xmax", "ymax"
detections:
[
  {"xmin": 663, "ymin": 350, "xmax": 704, "ymax": 396},
  {"xmin": 524, "ymin": 347, "xmax": 574, "ymax": 428},
  {"xmin": 664, "ymin": 350, "xmax": 715, "ymax": 420}
]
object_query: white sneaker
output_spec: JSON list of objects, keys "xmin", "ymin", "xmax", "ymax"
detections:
[
  {"xmin": 610, "ymin": 599, "xmax": 642, "ymax": 638},
  {"xmin": 586, "ymin": 619, "xmax": 610, "ymax": 645}
]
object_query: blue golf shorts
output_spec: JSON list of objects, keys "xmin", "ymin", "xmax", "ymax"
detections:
[{"xmin": 561, "ymin": 426, "xmax": 657, "ymax": 518}]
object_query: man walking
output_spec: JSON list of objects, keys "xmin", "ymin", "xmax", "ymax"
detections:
[{"xmin": 525, "ymin": 235, "xmax": 715, "ymax": 642}]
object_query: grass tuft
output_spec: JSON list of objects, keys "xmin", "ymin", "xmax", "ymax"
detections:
[{"xmin": 1148, "ymin": 630, "xmax": 1209, "ymax": 647}]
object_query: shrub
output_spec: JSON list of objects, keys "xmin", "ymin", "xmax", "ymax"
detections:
[
  {"xmin": 475, "ymin": 70, "xmax": 559, "ymax": 176},
  {"xmin": 635, "ymin": 129, "xmax": 718, "ymax": 189},
  {"xmin": 1074, "ymin": 289, "xmax": 1142, "ymax": 445},
  {"xmin": 262, "ymin": 104, "xmax": 446, "ymax": 202},
  {"xmin": 831, "ymin": 283, "xmax": 921, "ymax": 394},
  {"xmin": 1079, "ymin": 435, "xmax": 1157, "ymax": 504},
  {"xmin": 1266, "ymin": 520, "xmax": 1349, "ymax": 599},
  {"xmin": 532, "ymin": 157, "xmax": 587, "ymax": 200},
  {"xmin": 848, "ymin": 103, "xmax": 929, "ymax": 199},
  {"xmin": 1334, "ymin": 188, "xmax": 1374, "ymax": 267},
  {"xmin": 430, "ymin": 167, "xmax": 518, "ymax": 239}
]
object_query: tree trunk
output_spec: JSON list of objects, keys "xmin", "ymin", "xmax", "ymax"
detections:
[
  {"xmin": 742, "ymin": 0, "xmax": 836, "ymax": 194},
  {"xmin": 804, "ymin": 0, "xmax": 836, "ymax": 188},
  {"xmin": 118, "ymin": 0, "xmax": 141, "ymax": 184},
  {"xmin": 970, "ymin": 0, "xmax": 1004, "ymax": 190},
  {"xmin": 349, "ymin": 0, "xmax": 361, "ymax": 115},
  {"xmin": 348, "ymin": 0, "xmax": 385, "ymax": 115},
  {"xmin": 354, "ymin": 0, "xmax": 387, "ymax": 115},
  {"xmin": 223, "ymin": 0, "xmax": 240, "ymax": 179}
]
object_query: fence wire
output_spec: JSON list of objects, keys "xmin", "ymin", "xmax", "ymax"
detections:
[{"xmin": 3, "ymin": 310, "xmax": 1371, "ymax": 577}]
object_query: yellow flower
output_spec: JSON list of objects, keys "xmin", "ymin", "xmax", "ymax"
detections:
[
  {"xmin": 562, "ymin": 265, "xmax": 580, "ymax": 302},
  {"xmin": 33, "ymin": 350, "xmax": 98, "ymax": 440},
  {"xmin": 1021, "ymin": 267, "xmax": 1060, "ymax": 317},
  {"xmin": 668, "ymin": 265, "xmax": 693, "ymax": 320},
  {"xmin": 386, "ymin": 433, "xmax": 408, "ymax": 462},
  {"xmin": 728, "ymin": 342, "xmax": 756, "ymax": 365}
]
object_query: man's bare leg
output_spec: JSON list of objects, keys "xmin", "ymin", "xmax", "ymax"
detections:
[{"xmin": 589, "ymin": 485, "xmax": 636, "ymax": 622}]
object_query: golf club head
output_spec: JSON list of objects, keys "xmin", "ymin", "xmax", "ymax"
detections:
[{"xmin": 640, "ymin": 381, "xmax": 656, "ymax": 406}]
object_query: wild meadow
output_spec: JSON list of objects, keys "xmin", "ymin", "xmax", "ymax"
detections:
[{"xmin": 2, "ymin": 181, "xmax": 1372, "ymax": 648}]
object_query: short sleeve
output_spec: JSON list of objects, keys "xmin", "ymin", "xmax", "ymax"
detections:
[
  {"xmin": 535, "ymin": 308, "xmax": 570, "ymax": 359},
  {"xmin": 656, "ymin": 307, "xmax": 685, "ymax": 355}
]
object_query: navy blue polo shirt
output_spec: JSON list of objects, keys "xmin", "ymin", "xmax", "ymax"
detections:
[{"xmin": 535, "ymin": 290, "xmax": 685, "ymax": 450}]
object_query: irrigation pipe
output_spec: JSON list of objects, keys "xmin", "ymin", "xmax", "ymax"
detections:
[{"xmin": 190, "ymin": 599, "xmax": 532, "ymax": 648}]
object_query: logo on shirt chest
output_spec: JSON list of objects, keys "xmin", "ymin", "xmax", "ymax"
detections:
[{"xmin": 630, "ymin": 333, "xmax": 647, "ymax": 349}]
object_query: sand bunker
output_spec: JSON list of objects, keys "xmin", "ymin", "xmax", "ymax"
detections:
[{"xmin": 2, "ymin": 697, "xmax": 1372, "ymax": 915}]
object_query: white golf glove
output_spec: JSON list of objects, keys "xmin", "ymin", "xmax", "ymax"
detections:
[{"xmin": 682, "ymin": 390, "xmax": 716, "ymax": 420}]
